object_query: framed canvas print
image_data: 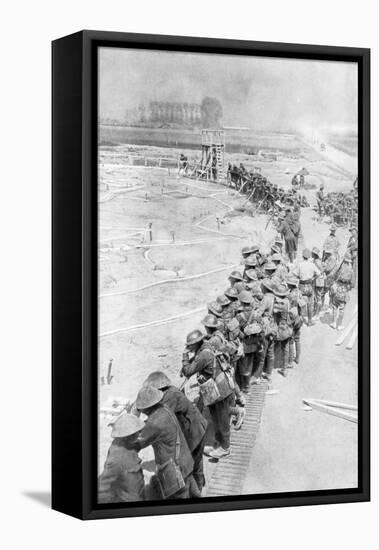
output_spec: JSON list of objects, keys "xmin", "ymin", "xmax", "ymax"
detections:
[{"xmin": 52, "ymin": 30, "xmax": 370, "ymax": 520}]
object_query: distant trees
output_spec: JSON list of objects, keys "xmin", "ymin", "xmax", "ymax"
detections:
[{"xmin": 123, "ymin": 98, "xmax": 223, "ymax": 128}]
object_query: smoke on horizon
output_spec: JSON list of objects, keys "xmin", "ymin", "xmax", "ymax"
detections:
[{"xmin": 99, "ymin": 47, "xmax": 357, "ymax": 136}]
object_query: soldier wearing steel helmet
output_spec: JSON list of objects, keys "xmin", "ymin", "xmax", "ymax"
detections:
[
  {"xmin": 223, "ymin": 286, "xmax": 241, "ymax": 319},
  {"xmin": 322, "ymin": 245, "xmax": 340, "ymax": 307},
  {"xmin": 271, "ymin": 253, "xmax": 288, "ymax": 282},
  {"xmin": 316, "ymin": 184, "xmax": 325, "ymax": 219},
  {"xmin": 272, "ymin": 281, "xmax": 292, "ymax": 377},
  {"xmin": 323, "ymin": 224, "xmax": 341, "ymax": 259},
  {"xmin": 293, "ymin": 248, "xmax": 320, "ymax": 326},
  {"xmin": 181, "ymin": 329, "xmax": 234, "ymax": 460},
  {"xmin": 228, "ymin": 270, "xmax": 246, "ymax": 294},
  {"xmin": 98, "ymin": 413, "xmax": 145, "ymax": 503},
  {"xmin": 329, "ymin": 252, "xmax": 355, "ymax": 330},
  {"xmin": 133, "ymin": 386, "xmax": 194, "ymax": 500},
  {"xmin": 287, "ymin": 274, "xmax": 304, "ymax": 366},
  {"xmin": 143, "ymin": 371, "xmax": 207, "ymax": 496},
  {"xmin": 235, "ymin": 290, "xmax": 259, "ymax": 391}
]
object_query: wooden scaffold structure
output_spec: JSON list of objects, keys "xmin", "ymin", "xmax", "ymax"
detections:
[{"xmin": 183, "ymin": 129, "xmax": 226, "ymax": 183}]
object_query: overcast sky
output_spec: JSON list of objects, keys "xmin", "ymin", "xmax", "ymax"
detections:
[{"xmin": 99, "ymin": 47, "xmax": 357, "ymax": 135}]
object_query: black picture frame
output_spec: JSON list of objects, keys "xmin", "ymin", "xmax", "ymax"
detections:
[{"xmin": 52, "ymin": 30, "xmax": 370, "ymax": 520}]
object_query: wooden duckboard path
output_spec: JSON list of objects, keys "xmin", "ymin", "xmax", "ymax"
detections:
[{"xmin": 206, "ymin": 380, "xmax": 267, "ymax": 497}]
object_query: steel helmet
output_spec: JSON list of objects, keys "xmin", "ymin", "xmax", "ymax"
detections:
[
  {"xmin": 302, "ymin": 248, "xmax": 311, "ymax": 259},
  {"xmin": 323, "ymin": 244, "xmax": 333, "ymax": 254},
  {"xmin": 270, "ymin": 244, "xmax": 281, "ymax": 254},
  {"xmin": 245, "ymin": 244, "xmax": 260, "ymax": 254},
  {"xmin": 207, "ymin": 301, "xmax": 223, "ymax": 317},
  {"xmin": 265, "ymin": 261, "xmax": 276, "ymax": 271},
  {"xmin": 311, "ymin": 246, "xmax": 321, "ymax": 258},
  {"xmin": 271, "ymin": 253, "xmax": 282, "ymax": 262},
  {"xmin": 136, "ymin": 386, "xmax": 163, "ymax": 411},
  {"xmin": 239, "ymin": 290, "xmax": 253, "ymax": 304},
  {"xmin": 245, "ymin": 269, "xmax": 258, "ymax": 281},
  {"xmin": 110, "ymin": 413, "xmax": 145, "ymax": 438},
  {"xmin": 261, "ymin": 278, "xmax": 275, "ymax": 293},
  {"xmin": 143, "ymin": 371, "xmax": 172, "ymax": 390},
  {"xmin": 252, "ymin": 288, "xmax": 264, "ymax": 300},
  {"xmin": 228, "ymin": 270, "xmax": 243, "ymax": 281},
  {"xmin": 224, "ymin": 287, "xmax": 239, "ymax": 299},
  {"xmin": 216, "ymin": 294, "xmax": 231, "ymax": 306},
  {"xmin": 202, "ymin": 314, "xmax": 219, "ymax": 328},
  {"xmin": 287, "ymin": 275, "xmax": 299, "ymax": 287},
  {"xmin": 186, "ymin": 329, "xmax": 204, "ymax": 346},
  {"xmin": 247, "ymin": 321, "xmax": 262, "ymax": 335},
  {"xmin": 244, "ymin": 255, "xmax": 257, "ymax": 267},
  {"xmin": 241, "ymin": 246, "xmax": 250, "ymax": 256},
  {"xmin": 273, "ymin": 282, "xmax": 289, "ymax": 297}
]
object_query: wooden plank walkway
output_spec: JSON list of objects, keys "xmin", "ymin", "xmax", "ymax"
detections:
[{"xmin": 206, "ymin": 380, "xmax": 268, "ymax": 497}]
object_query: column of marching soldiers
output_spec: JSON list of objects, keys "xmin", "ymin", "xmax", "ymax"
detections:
[{"xmin": 98, "ymin": 220, "xmax": 358, "ymax": 505}]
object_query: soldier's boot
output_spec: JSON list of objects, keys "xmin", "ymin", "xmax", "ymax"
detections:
[
  {"xmin": 234, "ymin": 406, "xmax": 246, "ymax": 430},
  {"xmin": 210, "ymin": 446, "xmax": 230, "ymax": 460}
]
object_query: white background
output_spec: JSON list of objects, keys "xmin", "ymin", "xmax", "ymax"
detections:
[{"xmin": 1, "ymin": 1, "xmax": 376, "ymax": 548}]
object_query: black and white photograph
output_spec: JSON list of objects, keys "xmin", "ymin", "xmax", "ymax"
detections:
[{"xmin": 97, "ymin": 47, "xmax": 360, "ymax": 504}]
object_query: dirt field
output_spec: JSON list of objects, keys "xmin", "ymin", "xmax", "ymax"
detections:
[{"xmin": 98, "ymin": 134, "xmax": 357, "ymax": 493}]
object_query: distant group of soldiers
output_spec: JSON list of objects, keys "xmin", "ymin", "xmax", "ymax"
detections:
[
  {"xmin": 98, "ymin": 218, "xmax": 357, "ymax": 504},
  {"xmin": 316, "ymin": 183, "xmax": 358, "ymax": 227},
  {"xmin": 227, "ymin": 163, "xmax": 309, "ymax": 215}
]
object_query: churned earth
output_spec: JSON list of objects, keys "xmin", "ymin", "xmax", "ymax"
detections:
[{"xmin": 98, "ymin": 138, "xmax": 357, "ymax": 495}]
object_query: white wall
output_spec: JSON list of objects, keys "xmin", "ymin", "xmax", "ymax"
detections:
[{"xmin": 1, "ymin": 1, "xmax": 376, "ymax": 548}]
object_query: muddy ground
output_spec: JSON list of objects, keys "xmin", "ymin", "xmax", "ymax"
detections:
[{"xmin": 98, "ymin": 137, "xmax": 357, "ymax": 494}]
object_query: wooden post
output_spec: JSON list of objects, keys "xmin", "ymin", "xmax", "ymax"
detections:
[
  {"xmin": 106, "ymin": 359, "xmax": 114, "ymax": 385},
  {"xmin": 148, "ymin": 222, "xmax": 153, "ymax": 242}
]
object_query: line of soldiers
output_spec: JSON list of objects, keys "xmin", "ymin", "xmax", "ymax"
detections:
[
  {"xmin": 316, "ymin": 183, "xmax": 358, "ymax": 227},
  {"xmin": 227, "ymin": 163, "xmax": 309, "ymax": 214},
  {"xmin": 98, "ymin": 228, "xmax": 356, "ymax": 504}
]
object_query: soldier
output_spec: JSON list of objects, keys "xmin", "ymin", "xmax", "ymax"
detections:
[
  {"xmin": 228, "ymin": 270, "xmax": 245, "ymax": 294},
  {"xmin": 323, "ymin": 224, "xmax": 341, "ymax": 259},
  {"xmin": 277, "ymin": 210, "xmax": 300, "ymax": 263},
  {"xmin": 202, "ymin": 314, "xmax": 246, "ymax": 430},
  {"xmin": 330, "ymin": 252, "xmax": 355, "ymax": 330},
  {"xmin": 181, "ymin": 330, "xmax": 234, "ymax": 460},
  {"xmin": 134, "ymin": 386, "xmax": 194, "ymax": 500},
  {"xmin": 316, "ymin": 184, "xmax": 325, "ymax": 219},
  {"xmin": 322, "ymin": 245, "xmax": 340, "ymax": 309},
  {"xmin": 216, "ymin": 293, "xmax": 231, "ymax": 312},
  {"xmin": 235, "ymin": 290, "xmax": 260, "ymax": 391},
  {"xmin": 272, "ymin": 282, "xmax": 292, "ymax": 377},
  {"xmin": 143, "ymin": 371, "xmax": 207, "ymax": 497},
  {"xmin": 271, "ymin": 253, "xmax": 288, "ymax": 282},
  {"xmin": 293, "ymin": 248, "xmax": 320, "ymax": 326},
  {"xmin": 263, "ymin": 260, "xmax": 277, "ymax": 281},
  {"xmin": 223, "ymin": 286, "xmax": 241, "ymax": 319},
  {"xmin": 207, "ymin": 300, "xmax": 223, "ymax": 318},
  {"xmin": 256, "ymin": 278, "xmax": 276, "ymax": 391},
  {"xmin": 287, "ymin": 275, "xmax": 304, "ymax": 366},
  {"xmin": 98, "ymin": 414, "xmax": 145, "ymax": 503},
  {"xmin": 244, "ymin": 268, "xmax": 261, "ymax": 294},
  {"xmin": 243, "ymin": 254, "xmax": 261, "ymax": 279},
  {"xmin": 347, "ymin": 226, "xmax": 358, "ymax": 279},
  {"xmin": 311, "ymin": 246, "xmax": 325, "ymax": 320}
]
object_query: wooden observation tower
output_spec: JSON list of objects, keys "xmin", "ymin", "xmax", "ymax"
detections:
[{"xmin": 200, "ymin": 129, "xmax": 226, "ymax": 182}]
